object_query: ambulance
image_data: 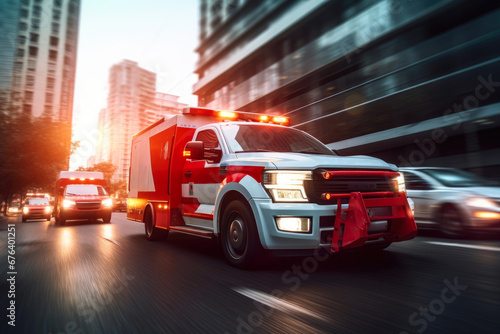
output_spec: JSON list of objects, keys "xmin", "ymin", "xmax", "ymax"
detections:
[
  {"xmin": 54, "ymin": 171, "xmax": 113, "ymax": 225},
  {"xmin": 128, "ymin": 107, "xmax": 417, "ymax": 267}
]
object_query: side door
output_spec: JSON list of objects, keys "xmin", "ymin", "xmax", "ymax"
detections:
[{"xmin": 181, "ymin": 128, "xmax": 224, "ymax": 229}]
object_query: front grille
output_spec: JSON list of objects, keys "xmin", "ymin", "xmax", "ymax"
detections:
[
  {"xmin": 28, "ymin": 208, "xmax": 44, "ymax": 214},
  {"xmin": 307, "ymin": 170, "xmax": 396, "ymax": 204},
  {"xmin": 76, "ymin": 201, "xmax": 101, "ymax": 210}
]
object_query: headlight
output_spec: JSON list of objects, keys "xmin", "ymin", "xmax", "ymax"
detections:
[
  {"xmin": 102, "ymin": 198, "xmax": 113, "ymax": 207},
  {"xmin": 262, "ymin": 171, "xmax": 312, "ymax": 202},
  {"xmin": 62, "ymin": 199, "xmax": 76, "ymax": 208},
  {"xmin": 467, "ymin": 198, "xmax": 498, "ymax": 209},
  {"xmin": 396, "ymin": 172, "xmax": 406, "ymax": 193},
  {"xmin": 23, "ymin": 207, "xmax": 29, "ymax": 214},
  {"xmin": 44, "ymin": 206, "xmax": 51, "ymax": 213}
]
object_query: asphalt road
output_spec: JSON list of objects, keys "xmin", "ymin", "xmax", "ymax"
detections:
[{"xmin": 0, "ymin": 213, "xmax": 499, "ymax": 334}]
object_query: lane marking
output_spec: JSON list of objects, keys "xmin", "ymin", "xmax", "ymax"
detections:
[
  {"xmin": 425, "ymin": 241, "xmax": 500, "ymax": 252},
  {"xmin": 101, "ymin": 235, "xmax": 118, "ymax": 245},
  {"xmin": 232, "ymin": 287, "xmax": 326, "ymax": 320}
]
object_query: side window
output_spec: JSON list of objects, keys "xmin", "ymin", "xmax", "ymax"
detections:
[
  {"xmin": 196, "ymin": 129, "xmax": 220, "ymax": 149},
  {"xmin": 404, "ymin": 172, "xmax": 433, "ymax": 190}
]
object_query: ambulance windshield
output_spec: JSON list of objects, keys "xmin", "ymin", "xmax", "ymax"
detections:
[{"xmin": 221, "ymin": 124, "xmax": 334, "ymax": 155}]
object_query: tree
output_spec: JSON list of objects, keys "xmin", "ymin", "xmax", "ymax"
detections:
[
  {"xmin": 77, "ymin": 162, "xmax": 125, "ymax": 196},
  {"xmin": 0, "ymin": 93, "xmax": 75, "ymax": 215}
]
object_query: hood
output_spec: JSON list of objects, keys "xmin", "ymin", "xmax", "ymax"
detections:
[
  {"xmin": 65, "ymin": 195, "xmax": 108, "ymax": 201},
  {"xmin": 233, "ymin": 152, "xmax": 397, "ymax": 171}
]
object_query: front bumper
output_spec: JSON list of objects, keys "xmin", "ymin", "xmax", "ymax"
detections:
[
  {"xmin": 61, "ymin": 208, "xmax": 111, "ymax": 221},
  {"xmin": 251, "ymin": 193, "xmax": 417, "ymax": 251}
]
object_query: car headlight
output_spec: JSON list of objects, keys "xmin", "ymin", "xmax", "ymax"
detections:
[
  {"xmin": 44, "ymin": 206, "xmax": 52, "ymax": 213},
  {"xmin": 102, "ymin": 198, "xmax": 113, "ymax": 207},
  {"xmin": 396, "ymin": 172, "xmax": 406, "ymax": 193},
  {"xmin": 23, "ymin": 207, "xmax": 29, "ymax": 214},
  {"xmin": 62, "ymin": 199, "xmax": 76, "ymax": 208},
  {"xmin": 467, "ymin": 198, "xmax": 498, "ymax": 209},
  {"xmin": 262, "ymin": 171, "xmax": 312, "ymax": 202}
]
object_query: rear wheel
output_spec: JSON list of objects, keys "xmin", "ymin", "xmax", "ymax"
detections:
[
  {"xmin": 221, "ymin": 200, "xmax": 263, "ymax": 268},
  {"xmin": 59, "ymin": 213, "xmax": 66, "ymax": 226},
  {"xmin": 144, "ymin": 207, "xmax": 168, "ymax": 241}
]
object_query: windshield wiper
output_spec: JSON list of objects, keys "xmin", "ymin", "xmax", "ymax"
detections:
[{"xmin": 235, "ymin": 149, "xmax": 274, "ymax": 153}]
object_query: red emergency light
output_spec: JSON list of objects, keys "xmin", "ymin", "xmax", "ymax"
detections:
[{"xmin": 183, "ymin": 107, "xmax": 290, "ymax": 126}]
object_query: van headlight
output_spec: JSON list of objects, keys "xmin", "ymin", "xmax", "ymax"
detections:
[
  {"xmin": 262, "ymin": 171, "xmax": 312, "ymax": 202},
  {"xmin": 62, "ymin": 199, "xmax": 76, "ymax": 208},
  {"xmin": 102, "ymin": 198, "xmax": 113, "ymax": 207}
]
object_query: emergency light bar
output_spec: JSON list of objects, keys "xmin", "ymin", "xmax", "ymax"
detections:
[{"xmin": 182, "ymin": 107, "xmax": 290, "ymax": 126}]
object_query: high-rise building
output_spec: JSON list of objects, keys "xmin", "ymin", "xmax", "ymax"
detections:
[
  {"xmin": 194, "ymin": 0, "xmax": 500, "ymax": 178},
  {"xmin": 0, "ymin": 0, "xmax": 80, "ymax": 123},
  {"xmin": 97, "ymin": 60, "xmax": 188, "ymax": 182}
]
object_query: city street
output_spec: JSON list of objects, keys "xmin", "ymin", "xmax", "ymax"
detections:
[{"xmin": 1, "ymin": 212, "xmax": 499, "ymax": 334}]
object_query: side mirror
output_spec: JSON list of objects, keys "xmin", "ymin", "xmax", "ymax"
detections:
[{"xmin": 184, "ymin": 141, "xmax": 204, "ymax": 160}]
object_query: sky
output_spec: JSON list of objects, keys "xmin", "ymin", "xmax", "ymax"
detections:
[{"xmin": 70, "ymin": 0, "xmax": 199, "ymax": 169}]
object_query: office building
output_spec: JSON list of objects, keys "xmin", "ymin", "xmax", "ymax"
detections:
[
  {"xmin": 0, "ymin": 0, "xmax": 80, "ymax": 123},
  {"xmin": 97, "ymin": 60, "xmax": 187, "ymax": 182},
  {"xmin": 194, "ymin": 0, "xmax": 500, "ymax": 178}
]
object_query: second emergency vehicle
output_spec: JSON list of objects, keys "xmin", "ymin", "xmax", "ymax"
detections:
[
  {"xmin": 128, "ymin": 107, "xmax": 417, "ymax": 267},
  {"xmin": 54, "ymin": 171, "xmax": 113, "ymax": 225}
]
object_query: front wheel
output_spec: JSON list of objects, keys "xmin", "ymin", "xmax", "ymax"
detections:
[
  {"xmin": 102, "ymin": 212, "xmax": 112, "ymax": 223},
  {"xmin": 440, "ymin": 205, "xmax": 465, "ymax": 238},
  {"xmin": 221, "ymin": 200, "xmax": 263, "ymax": 268}
]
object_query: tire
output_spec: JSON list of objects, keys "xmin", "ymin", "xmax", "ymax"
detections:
[
  {"xmin": 22, "ymin": 216, "xmax": 26, "ymax": 222},
  {"xmin": 144, "ymin": 207, "xmax": 168, "ymax": 241},
  {"xmin": 59, "ymin": 212, "xmax": 67, "ymax": 226},
  {"xmin": 440, "ymin": 205, "xmax": 465, "ymax": 238},
  {"xmin": 102, "ymin": 212, "xmax": 112, "ymax": 223},
  {"xmin": 221, "ymin": 200, "xmax": 263, "ymax": 268},
  {"xmin": 46, "ymin": 215, "xmax": 51, "ymax": 221}
]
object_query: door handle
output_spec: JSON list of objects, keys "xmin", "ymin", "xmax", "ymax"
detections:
[{"xmin": 185, "ymin": 171, "xmax": 192, "ymax": 177}]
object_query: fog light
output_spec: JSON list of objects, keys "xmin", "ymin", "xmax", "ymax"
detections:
[{"xmin": 275, "ymin": 217, "xmax": 311, "ymax": 233}]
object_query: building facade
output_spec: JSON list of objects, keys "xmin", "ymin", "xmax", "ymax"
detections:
[
  {"xmin": 0, "ymin": 0, "xmax": 80, "ymax": 123},
  {"xmin": 97, "ymin": 60, "xmax": 187, "ymax": 182},
  {"xmin": 194, "ymin": 0, "xmax": 500, "ymax": 179}
]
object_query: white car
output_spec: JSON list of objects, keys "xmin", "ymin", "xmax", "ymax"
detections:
[{"xmin": 400, "ymin": 167, "xmax": 500, "ymax": 236}]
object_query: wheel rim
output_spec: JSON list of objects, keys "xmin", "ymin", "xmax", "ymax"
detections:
[
  {"xmin": 226, "ymin": 214, "xmax": 247, "ymax": 260},
  {"xmin": 442, "ymin": 209, "xmax": 462, "ymax": 235}
]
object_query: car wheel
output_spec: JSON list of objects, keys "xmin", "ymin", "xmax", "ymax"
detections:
[
  {"xmin": 59, "ymin": 213, "xmax": 67, "ymax": 226},
  {"xmin": 22, "ymin": 216, "xmax": 26, "ymax": 222},
  {"xmin": 144, "ymin": 207, "xmax": 168, "ymax": 241},
  {"xmin": 221, "ymin": 200, "xmax": 262, "ymax": 268},
  {"xmin": 102, "ymin": 212, "xmax": 112, "ymax": 223},
  {"xmin": 440, "ymin": 205, "xmax": 465, "ymax": 238}
]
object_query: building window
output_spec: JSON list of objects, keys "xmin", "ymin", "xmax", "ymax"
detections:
[
  {"xmin": 46, "ymin": 92, "xmax": 53, "ymax": 103},
  {"xmin": 33, "ymin": 5, "xmax": 41, "ymax": 18},
  {"xmin": 50, "ymin": 36, "xmax": 59, "ymax": 47},
  {"xmin": 18, "ymin": 35, "xmax": 26, "ymax": 45},
  {"xmin": 23, "ymin": 104, "xmax": 32, "ymax": 114},
  {"xmin": 16, "ymin": 48, "xmax": 24, "ymax": 57},
  {"xmin": 26, "ymin": 75, "xmax": 35, "ymax": 88},
  {"xmin": 25, "ymin": 91, "xmax": 34, "ymax": 102},
  {"xmin": 18, "ymin": 22, "xmax": 27, "ymax": 31},
  {"xmin": 49, "ymin": 50, "xmax": 57, "ymax": 61},
  {"xmin": 54, "ymin": 0, "xmax": 62, "ymax": 8},
  {"xmin": 31, "ymin": 18, "xmax": 40, "ymax": 30},
  {"xmin": 51, "ymin": 22, "xmax": 60, "ymax": 35},
  {"xmin": 47, "ymin": 77, "xmax": 55, "ymax": 89},
  {"xmin": 44, "ymin": 105, "xmax": 52, "ymax": 114},
  {"xmin": 29, "ymin": 46, "xmax": 38, "ymax": 57},
  {"xmin": 53, "ymin": 9, "xmax": 61, "ymax": 21},
  {"xmin": 27, "ymin": 59, "xmax": 36, "ymax": 71},
  {"xmin": 30, "ymin": 33, "xmax": 38, "ymax": 43},
  {"xmin": 20, "ymin": 9, "xmax": 28, "ymax": 18}
]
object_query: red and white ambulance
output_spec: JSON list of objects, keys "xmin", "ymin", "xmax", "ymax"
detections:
[
  {"xmin": 128, "ymin": 107, "xmax": 417, "ymax": 267},
  {"xmin": 54, "ymin": 171, "xmax": 113, "ymax": 225}
]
